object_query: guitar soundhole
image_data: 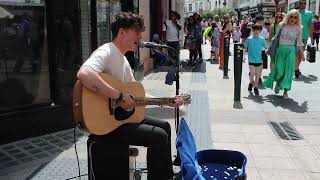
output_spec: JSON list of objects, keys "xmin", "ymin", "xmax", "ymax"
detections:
[{"xmin": 114, "ymin": 107, "xmax": 135, "ymax": 121}]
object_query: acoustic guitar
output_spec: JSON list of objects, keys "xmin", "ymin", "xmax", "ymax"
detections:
[{"xmin": 73, "ymin": 73, "xmax": 191, "ymax": 135}]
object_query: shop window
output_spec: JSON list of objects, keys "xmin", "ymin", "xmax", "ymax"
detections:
[{"xmin": 0, "ymin": 1, "xmax": 50, "ymax": 111}]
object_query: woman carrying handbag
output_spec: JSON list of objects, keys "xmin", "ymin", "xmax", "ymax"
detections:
[{"xmin": 263, "ymin": 9, "xmax": 305, "ymax": 100}]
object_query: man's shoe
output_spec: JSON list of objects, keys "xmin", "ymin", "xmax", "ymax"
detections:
[
  {"xmin": 259, "ymin": 78, "xmax": 263, "ymax": 84},
  {"xmin": 254, "ymin": 87, "xmax": 259, "ymax": 95},
  {"xmin": 298, "ymin": 69, "xmax": 302, "ymax": 75},
  {"xmin": 295, "ymin": 70, "xmax": 300, "ymax": 78},
  {"xmin": 248, "ymin": 83, "xmax": 253, "ymax": 91},
  {"xmin": 274, "ymin": 88, "xmax": 279, "ymax": 94}
]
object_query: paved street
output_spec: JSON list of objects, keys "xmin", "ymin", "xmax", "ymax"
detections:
[{"xmin": 0, "ymin": 41, "xmax": 320, "ymax": 180}]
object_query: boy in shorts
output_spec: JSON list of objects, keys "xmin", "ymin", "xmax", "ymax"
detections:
[{"xmin": 244, "ymin": 24, "xmax": 268, "ymax": 95}]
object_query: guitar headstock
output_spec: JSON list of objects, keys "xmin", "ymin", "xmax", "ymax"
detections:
[{"xmin": 180, "ymin": 94, "xmax": 192, "ymax": 105}]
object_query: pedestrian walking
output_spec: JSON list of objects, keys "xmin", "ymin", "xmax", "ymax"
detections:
[
  {"xmin": 295, "ymin": 0, "xmax": 314, "ymax": 78},
  {"xmin": 312, "ymin": 15, "xmax": 320, "ymax": 50},
  {"xmin": 219, "ymin": 14, "xmax": 233, "ymax": 70},
  {"xmin": 210, "ymin": 22, "xmax": 220, "ymax": 61},
  {"xmin": 268, "ymin": 12, "xmax": 285, "ymax": 70},
  {"xmin": 263, "ymin": 9, "xmax": 305, "ymax": 100},
  {"xmin": 232, "ymin": 26, "xmax": 241, "ymax": 43},
  {"xmin": 240, "ymin": 15, "xmax": 251, "ymax": 44},
  {"xmin": 193, "ymin": 13, "xmax": 203, "ymax": 62},
  {"xmin": 243, "ymin": 24, "xmax": 268, "ymax": 95},
  {"xmin": 163, "ymin": 11, "xmax": 182, "ymax": 64}
]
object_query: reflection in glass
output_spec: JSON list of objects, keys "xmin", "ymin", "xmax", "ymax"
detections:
[{"xmin": 0, "ymin": 1, "xmax": 49, "ymax": 112}]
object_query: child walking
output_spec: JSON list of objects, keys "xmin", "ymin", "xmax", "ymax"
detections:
[
  {"xmin": 244, "ymin": 24, "xmax": 268, "ymax": 95},
  {"xmin": 210, "ymin": 22, "xmax": 220, "ymax": 61},
  {"xmin": 232, "ymin": 26, "xmax": 241, "ymax": 43}
]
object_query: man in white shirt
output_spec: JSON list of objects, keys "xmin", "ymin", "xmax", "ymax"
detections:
[
  {"xmin": 77, "ymin": 12, "xmax": 183, "ymax": 180},
  {"xmin": 163, "ymin": 11, "xmax": 182, "ymax": 63}
]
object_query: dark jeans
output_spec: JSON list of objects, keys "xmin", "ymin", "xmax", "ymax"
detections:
[
  {"xmin": 89, "ymin": 116, "xmax": 173, "ymax": 180},
  {"xmin": 313, "ymin": 32, "xmax": 319, "ymax": 47},
  {"xmin": 167, "ymin": 41, "xmax": 180, "ymax": 62},
  {"xmin": 195, "ymin": 42, "xmax": 202, "ymax": 59},
  {"xmin": 189, "ymin": 42, "xmax": 202, "ymax": 64}
]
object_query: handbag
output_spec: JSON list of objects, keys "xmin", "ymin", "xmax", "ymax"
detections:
[
  {"xmin": 267, "ymin": 24, "xmax": 284, "ymax": 58},
  {"xmin": 183, "ymin": 34, "xmax": 192, "ymax": 49}
]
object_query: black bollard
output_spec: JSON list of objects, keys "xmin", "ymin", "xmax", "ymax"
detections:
[
  {"xmin": 234, "ymin": 43, "xmax": 243, "ymax": 101},
  {"xmin": 223, "ymin": 37, "xmax": 230, "ymax": 78}
]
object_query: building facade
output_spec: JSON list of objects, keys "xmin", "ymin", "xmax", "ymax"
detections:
[
  {"xmin": 278, "ymin": 0, "xmax": 288, "ymax": 12},
  {"xmin": 288, "ymin": 0, "xmax": 319, "ymax": 15},
  {"xmin": 184, "ymin": 0, "xmax": 234, "ymax": 17},
  {"xmin": 236, "ymin": 0, "xmax": 275, "ymax": 18}
]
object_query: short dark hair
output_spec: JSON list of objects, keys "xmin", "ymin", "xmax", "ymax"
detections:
[
  {"xmin": 252, "ymin": 23, "xmax": 263, "ymax": 30},
  {"xmin": 255, "ymin": 14, "xmax": 264, "ymax": 21},
  {"xmin": 111, "ymin": 12, "xmax": 145, "ymax": 40}
]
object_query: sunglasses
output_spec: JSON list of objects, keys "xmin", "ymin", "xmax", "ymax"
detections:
[{"xmin": 290, "ymin": 16, "xmax": 298, "ymax": 19}]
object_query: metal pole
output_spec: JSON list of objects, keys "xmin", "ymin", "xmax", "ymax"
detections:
[
  {"xmin": 234, "ymin": 43, "xmax": 243, "ymax": 101},
  {"xmin": 223, "ymin": 37, "xmax": 230, "ymax": 78}
]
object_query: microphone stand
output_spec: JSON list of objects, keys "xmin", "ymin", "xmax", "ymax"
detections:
[
  {"xmin": 164, "ymin": 46, "xmax": 180, "ymax": 132},
  {"xmin": 150, "ymin": 45, "xmax": 180, "ymax": 131},
  {"xmin": 150, "ymin": 45, "xmax": 181, "ymax": 166}
]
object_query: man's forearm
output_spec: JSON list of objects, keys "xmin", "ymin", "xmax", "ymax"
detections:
[{"xmin": 77, "ymin": 66, "xmax": 120, "ymax": 99}]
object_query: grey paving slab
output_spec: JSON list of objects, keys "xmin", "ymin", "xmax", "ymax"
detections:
[{"xmin": 185, "ymin": 90, "xmax": 213, "ymax": 151}]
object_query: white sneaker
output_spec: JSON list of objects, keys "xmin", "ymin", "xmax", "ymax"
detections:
[{"xmin": 283, "ymin": 93, "xmax": 289, "ymax": 100}]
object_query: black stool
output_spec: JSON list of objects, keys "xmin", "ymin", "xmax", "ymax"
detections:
[{"xmin": 87, "ymin": 135, "xmax": 138, "ymax": 180}]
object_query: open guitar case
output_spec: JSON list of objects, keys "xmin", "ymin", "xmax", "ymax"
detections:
[{"xmin": 176, "ymin": 118, "xmax": 247, "ymax": 180}]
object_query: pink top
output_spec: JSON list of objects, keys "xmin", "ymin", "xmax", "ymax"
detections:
[{"xmin": 313, "ymin": 19, "xmax": 320, "ymax": 33}]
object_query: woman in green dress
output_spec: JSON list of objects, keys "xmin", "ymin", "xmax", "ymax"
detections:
[{"xmin": 263, "ymin": 9, "xmax": 305, "ymax": 100}]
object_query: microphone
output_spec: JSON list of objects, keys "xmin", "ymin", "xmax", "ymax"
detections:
[{"xmin": 138, "ymin": 41, "xmax": 170, "ymax": 49}]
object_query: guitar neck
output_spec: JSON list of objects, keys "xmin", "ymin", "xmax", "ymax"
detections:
[{"xmin": 135, "ymin": 97, "xmax": 175, "ymax": 106}]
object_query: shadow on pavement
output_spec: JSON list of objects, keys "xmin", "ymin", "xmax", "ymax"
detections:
[
  {"xmin": 264, "ymin": 94, "xmax": 308, "ymax": 113},
  {"xmin": 244, "ymin": 92, "xmax": 265, "ymax": 104},
  {"xmin": 233, "ymin": 101, "xmax": 244, "ymax": 109},
  {"xmin": 293, "ymin": 74, "xmax": 318, "ymax": 84},
  {"xmin": 205, "ymin": 59, "xmax": 219, "ymax": 64},
  {"xmin": 243, "ymin": 93, "xmax": 308, "ymax": 113}
]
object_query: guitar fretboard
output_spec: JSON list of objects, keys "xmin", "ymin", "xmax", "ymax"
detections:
[{"xmin": 134, "ymin": 97, "xmax": 175, "ymax": 106}]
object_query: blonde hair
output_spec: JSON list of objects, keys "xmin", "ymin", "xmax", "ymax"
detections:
[
  {"xmin": 213, "ymin": 15, "xmax": 220, "ymax": 22},
  {"xmin": 281, "ymin": 9, "xmax": 302, "ymax": 27}
]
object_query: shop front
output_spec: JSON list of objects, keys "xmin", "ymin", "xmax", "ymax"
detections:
[{"xmin": 0, "ymin": 0, "xmax": 141, "ymax": 145}]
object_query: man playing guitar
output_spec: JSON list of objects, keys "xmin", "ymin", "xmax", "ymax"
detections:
[{"xmin": 76, "ymin": 12, "xmax": 183, "ymax": 180}]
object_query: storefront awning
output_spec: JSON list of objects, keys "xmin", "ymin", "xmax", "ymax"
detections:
[{"xmin": 0, "ymin": 6, "xmax": 13, "ymax": 18}]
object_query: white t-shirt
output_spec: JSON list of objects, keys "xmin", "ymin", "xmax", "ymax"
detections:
[
  {"xmin": 233, "ymin": 31, "xmax": 242, "ymax": 42},
  {"xmin": 260, "ymin": 27, "xmax": 269, "ymax": 39},
  {"xmin": 82, "ymin": 42, "xmax": 135, "ymax": 82},
  {"xmin": 163, "ymin": 19, "xmax": 181, "ymax": 42}
]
